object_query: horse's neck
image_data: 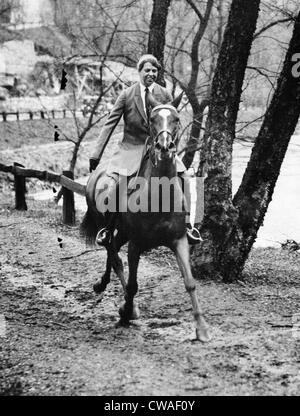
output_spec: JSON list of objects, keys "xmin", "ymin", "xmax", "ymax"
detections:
[
  {"xmin": 143, "ymin": 156, "xmax": 177, "ymax": 180},
  {"xmin": 134, "ymin": 155, "xmax": 184, "ymax": 215},
  {"xmin": 156, "ymin": 161, "xmax": 177, "ymax": 179}
]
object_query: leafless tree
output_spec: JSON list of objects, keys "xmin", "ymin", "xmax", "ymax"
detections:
[
  {"xmin": 46, "ymin": 0, "xmax": 141, "ymax": 179},
  {"xmin": 147, "ymin": 0, "xmax": 171, "ymax": 86},
  {"xmin": 191, "ymin": 0, "xmax": 300, "ymax": 281}
]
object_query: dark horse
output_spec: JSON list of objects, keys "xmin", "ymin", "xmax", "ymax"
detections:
[{"xmin": 80, "ymin": 103, "xmax": 210, "ymax": 342}]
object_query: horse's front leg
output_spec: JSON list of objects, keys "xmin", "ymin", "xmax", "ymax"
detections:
[
  {"xmin": 173, "ymin": 236, "xmax": 211, "ymax": 342},
  {"xmin": 119, "ymin": 241, "xmax": 140, "ymax": 324}
]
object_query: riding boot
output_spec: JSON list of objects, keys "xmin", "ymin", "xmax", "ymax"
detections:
[
  {"xmin": 178, "ymin": 171, "xmax": 203, "ymax": 245},
  {"xmin": 96, "ymin": 212, "xmax": 117, "ymax": 246}
]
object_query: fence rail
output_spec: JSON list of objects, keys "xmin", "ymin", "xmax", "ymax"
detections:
[
  {"xmin": 0, "ymin": 162, "xmax": 86, "ymax": 224},
  {"xmin": 0, "ymin": 109, "xmax": 89, "ymax": 123}
]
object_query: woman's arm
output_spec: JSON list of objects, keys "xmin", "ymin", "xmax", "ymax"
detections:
[{"xmin": 90, "ymin": 90, "xmax": 126, "ymax": 170}]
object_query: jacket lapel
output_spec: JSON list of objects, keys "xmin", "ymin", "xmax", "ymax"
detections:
[{"xmin": 134, "ymin": 83, "xmax": 148, "ymax": 123}]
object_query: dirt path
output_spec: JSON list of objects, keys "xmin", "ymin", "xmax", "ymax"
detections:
[{"xmin": 0, "ymin": 200, "xmax": 300, "ymax": 396}]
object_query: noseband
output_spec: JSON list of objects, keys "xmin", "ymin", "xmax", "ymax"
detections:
[
  {"xmin": 153, "ymin": 129, "xmax": 177, "ymax": 151},
  {"xmin": 150, "ymin": 104, "xmax": 180, "ymax": 151}
]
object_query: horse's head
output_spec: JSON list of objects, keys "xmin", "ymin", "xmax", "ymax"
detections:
[{"xmin": 149, "ymin": 104, "xmax": 180, "ymax": 165}]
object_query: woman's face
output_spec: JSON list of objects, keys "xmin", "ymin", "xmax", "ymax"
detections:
[{"xmin": 139, "ymin": 62, "xmax": 158, "ymax": 87}]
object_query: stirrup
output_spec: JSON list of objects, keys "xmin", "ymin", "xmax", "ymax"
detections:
[
  {"xmin": 186, "ymin": 226, "xmax": 203, "ymax": 245},
  {"xmin": 96, "ymin": 227, "xmax": 112, "ymax": 246}
]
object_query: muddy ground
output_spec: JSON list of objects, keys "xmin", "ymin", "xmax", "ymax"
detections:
[
  {"xmin": 0, "ymin": 122, "xmax": 300, "ymax": 396},
  {"xmin": 0, "ymin": 195, "xmax": 300, "ymax": 396}
]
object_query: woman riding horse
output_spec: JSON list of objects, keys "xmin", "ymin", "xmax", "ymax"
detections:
[{"xmin": 89, "ymin": 54, "xmax": 201, "ymax": 245}]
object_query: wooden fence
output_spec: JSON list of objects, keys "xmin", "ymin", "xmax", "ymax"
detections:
[
  {"xmin": 0, "ymin": 109, "xmax": 87, "ymax": 123},
  {"xmin": 0, "ymin": 162, "xmax": 86, "ymax": 225}
]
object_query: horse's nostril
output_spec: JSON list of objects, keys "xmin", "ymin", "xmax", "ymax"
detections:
[
  {"xmin": 155, "ymin": 142, "xmax": 162, "ymax": 151},
  {"xmin": 168, "ymin": 142, "xmax": 176, "ymax": 150}
]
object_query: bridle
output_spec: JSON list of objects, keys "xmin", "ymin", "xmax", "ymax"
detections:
[
  {"xmin": 149, "ymin": 105, "xmax": 180, "ymax": 165},
  {"xmin": 153, "ymin": 129, "xmax": 177, "ymax": 151}
]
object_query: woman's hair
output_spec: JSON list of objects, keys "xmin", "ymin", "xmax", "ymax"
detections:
[{"xmin": 137, "ymin": 54, "xmax": 161, "ymax": 72}]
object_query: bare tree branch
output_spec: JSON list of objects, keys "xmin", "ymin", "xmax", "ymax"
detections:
[
  {"xmin": 246, "ymin": 65, "xmax": 277, "ymax": 89},
  {"xmin": 253, "ymin": 17, "xmax": 294, "ymax": 40},
  {"xmin": 185, "ymin": 0, "xmax": 204, "ymax": 22}
]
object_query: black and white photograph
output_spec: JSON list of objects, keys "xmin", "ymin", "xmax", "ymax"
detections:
[{"xmin": 0, "ymin": 0, "xmax": 299, "ymax": 398}]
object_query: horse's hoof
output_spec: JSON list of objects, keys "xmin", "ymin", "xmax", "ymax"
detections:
[
  {"xmin": 119, "ymin": 304, "xmax": 126, "ymax": 318},
  {"xmin": 93, "ymin": 281, "xmax": 106, "ymax": 294},
  {"xmin": 131, "ymin": 304, "xmax": 140, "ymax": 320},
  {"xmin": 119, "ymin": 302, "xmax": 140, "ymax": 321},
  {"xmin": 116, "ymin": 318, "xmax": 130, "ymax": 328},
  {"xmin": 195, "ymin": 327, "xmax": 211, "ymax": 343}
]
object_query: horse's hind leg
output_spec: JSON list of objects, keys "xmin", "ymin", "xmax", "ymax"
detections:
[
  {"xmin": 173, "ymin": 236, "xmax": 211, "ymax": 342},
  {"xmin": 93, "ymin": 231, "xmax": 126, "ymax": 294},
  {"xmin": 109, "ymin": 232, "xmax": 127, "ymax": 292},
  {"xmin": 93, "ymin": 253, "xmax": 112, "ymax": 294},
  {"xmin": 119, "ymin": 241, "xmax": 140, "ymax": 324},
  {"xmin": 110, "ymin": 247, "xmax": 126, "ymax": 292}
]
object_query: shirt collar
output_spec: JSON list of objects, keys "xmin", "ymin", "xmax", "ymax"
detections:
[{"xmin": 140, "ymin": 82, "xmax": 155, "ymax": 93}]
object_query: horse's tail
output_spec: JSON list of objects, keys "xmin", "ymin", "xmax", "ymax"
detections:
[{"xmin": 80, "ymin": 208, "xmax": 99, "ymax": 247}]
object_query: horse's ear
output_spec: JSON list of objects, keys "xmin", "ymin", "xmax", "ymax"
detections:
[{"xmin": 171, "ymin": 91, "xmax": 184, "ymax": 109}]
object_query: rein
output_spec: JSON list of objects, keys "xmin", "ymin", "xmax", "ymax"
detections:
[
  {"xmin": 150, "ymin": 127, "xmax": 179, "ymax": 167},
  {"xmin": 152, "ymin": 128, "xmax": 176, "ymax": 144},
  {"xmin": 131, "ymin": 125, "xmax": 179, "ymax": 187}
]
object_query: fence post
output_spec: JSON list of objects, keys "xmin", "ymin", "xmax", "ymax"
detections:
[
  {"xmin": 62, "ymin": 170, "xmax": 75, "ymax": 225},
  {"xmin": 14, "ymin": 162, "xmax": 27, "ymax": 210}
]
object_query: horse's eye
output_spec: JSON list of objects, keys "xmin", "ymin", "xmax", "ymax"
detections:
[
  {"xmin": 155, "ymin": 142, "xmax": 162, "ymax": 150},
  {"xmin": 168, "ymin": 142, "xmax": 176, "ymax": 150}
]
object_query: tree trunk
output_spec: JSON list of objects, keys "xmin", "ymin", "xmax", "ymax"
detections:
[
  {"xmin": 182, "ymin": 95, "xmax": 209, "ymax": 169},
  {"xmin": 191, "ymin": 0, "xmax": 261, "ymax": 279},
  {"xmin": 69, "ymin": 140, "xmax": 81, "ymax": 174},
  {"xmin": 219, "ymin": 11, "xmax": 300, "ymax": 281},
  {"xmin": 182, "ymin": 0, "xmax": 214, "ymax": 169},
  {"xmin": 147, "ymin": 0, "xmax": 171, "ymax": 87}
]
